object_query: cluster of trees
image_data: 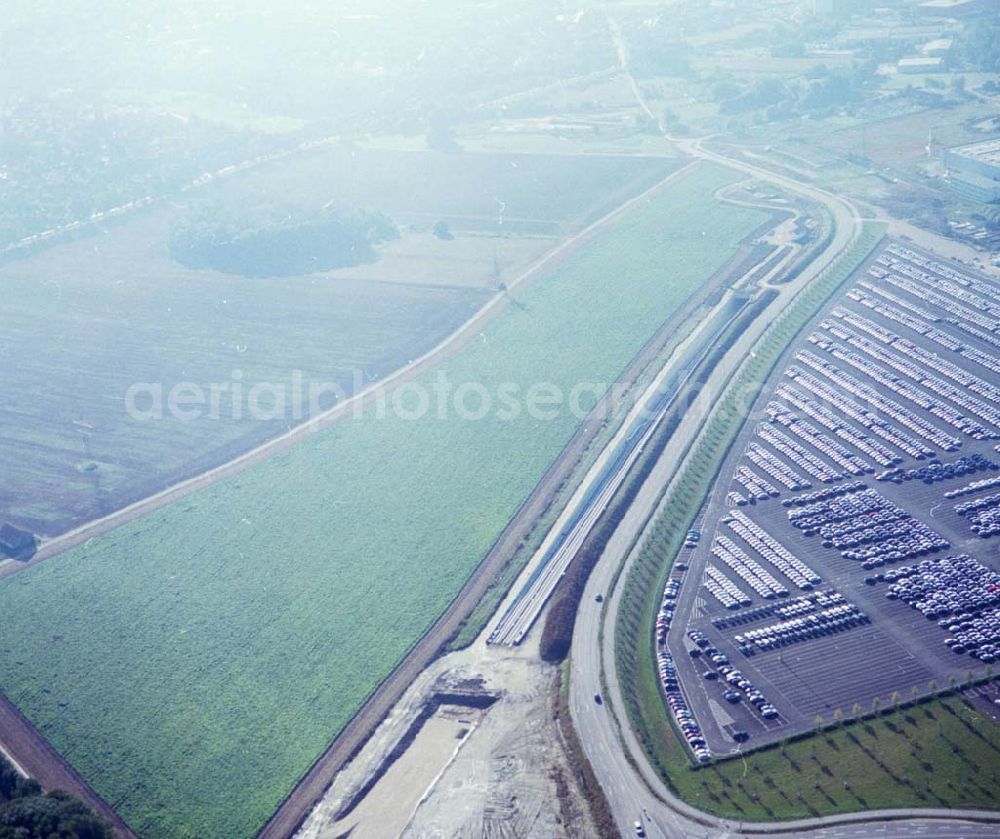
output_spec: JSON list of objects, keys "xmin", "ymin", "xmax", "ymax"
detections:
[
  {"xmin": 713, "ymin": 62, "xmax": 876, "ymax": 121},
  {"xmin": 0, "ymin": 95, "xmax": 288, "ymax": 249},
  {"xmin": 169, "ymin": 203, "xmax": 398, "ymax": 277},
  {"xmin": 1, "ymin": 756, "xmax": 111, "ymax": 839}
]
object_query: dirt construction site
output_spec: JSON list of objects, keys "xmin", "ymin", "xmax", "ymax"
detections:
[{"xmin": 295, "ymin": 634, "xmax": 595, "ymax": 839}]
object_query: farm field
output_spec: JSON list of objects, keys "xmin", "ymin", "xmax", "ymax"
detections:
[
  {"xmin": 206, "ymin": 145, "xmax": 675, "ymax": 237},
  {"xmin": 0, "ymin": 162, "xmax": 772, "ymax": 838},
  {"xmin": 0, "ymin": 148, "xmax": 676, "ymax": 537}
]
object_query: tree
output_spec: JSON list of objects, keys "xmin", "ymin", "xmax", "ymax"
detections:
[
  {"xmin": 432, "ymin": 220, "xmax": 453, "ymax": 240},
  {"xmin": 872, "ymin": 697, "xmax": 882, "ymax": 714},
  {"xmin": 169, "ymin": 203, "xmax": 398, "ymax": 277},
  {"xmin": 833, "ymin": 708, "xmax": 844, "ymax": 728},
  {"xmin": 891, "ymin": 691, "xmax": 901, "ymax": 710},
  {"xmin": 426, "ymin": 110, "xmax": 461, "ymax": 152}
]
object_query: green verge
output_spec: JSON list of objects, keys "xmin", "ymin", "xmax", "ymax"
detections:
[
  {"xmin": 615, "ymin": 219, "xmax": 896, "ymax": 816},
  {"xmin": 0, "ymin": 163, "xmax": 769, "ymax": 839}
]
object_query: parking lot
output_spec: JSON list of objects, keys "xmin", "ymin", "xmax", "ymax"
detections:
[{"xmin": 661, "ymin": 239, "xmax": 1000, "ymax": 761}]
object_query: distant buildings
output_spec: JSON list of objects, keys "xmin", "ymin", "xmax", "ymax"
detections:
[
  {"xmin": 944, "ymin": 140, "xmax": 1000, "ymax": 205},
  {"xmin": 897, "ymin": 56, "xmax": 945, "ymax": 73},
  {"xmin": 920, "ymin": 38, "xmax": 953, "ymax": 58},
  {"xmin": 918, "ymin": 0, "xmax": 993, "ymax": 18}
]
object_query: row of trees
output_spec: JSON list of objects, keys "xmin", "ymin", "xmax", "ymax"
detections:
[{"xmin": 1, "ymin": 754, "xmax": 111, "ymax": 838}]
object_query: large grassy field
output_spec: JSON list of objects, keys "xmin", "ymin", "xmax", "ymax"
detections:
[
  {"xmin": 0, "ymin": 222, "xmax": 488, "ymax": 536},
  {"xmin": 0, "ymin": 149, "xmax": 675, "ymax": 537},
  {"xmin": 208, "ymin": 146, "xmax": 675, "ymax": 237},
  {"xmin": 653, "ymin": 693, "xmax": 1000, "ymax": 819},
  {"xmin": 0, "ymin": 163, "xmax": 770, "ymax": 838}
]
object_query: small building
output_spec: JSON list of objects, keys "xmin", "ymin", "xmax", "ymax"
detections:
[
  {"xmin": 944, "ymin": 140, "xmax": 1000, "ymax": 205},
  {"xmin": 0, "ymin": 523, "xmax": 36, "ymax": 559},
  {"xmin": 918, "ymin": 0, "xmax": 993, "ymax": 18},
  {"xmin": 920, "ymin": 38, "xmax": 953, "ymax": 57},
  {"xmin": 897, "ymin": 56, "xmax": 945, "ymax": 73}
]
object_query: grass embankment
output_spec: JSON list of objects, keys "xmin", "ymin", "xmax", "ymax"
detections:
[
  {"xmin": 615, "ymin": 220, "xmax": 896, "ymax": 818},
  {"xmin": 0, "ymin": 163, "xmax": 768, "ymax": 838}
]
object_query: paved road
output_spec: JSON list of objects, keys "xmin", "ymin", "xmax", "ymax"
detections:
[
  {"xmin": 488, "ymin": 289, "xmax": 753, "ymax": 647},
  {"xmin": 565, "ymin": 17, "xmax": 1000, "ymax": 837}
]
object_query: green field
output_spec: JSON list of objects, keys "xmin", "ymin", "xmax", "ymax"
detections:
[
  {"xmin": 0, "ymin": 223, "xmax": 488, "ymax": 536},
  {"xmin": 667, "ymin": 693, "xmax": 1000, "ymax": 819},
  {"xmin": 0, "ymin": 163, "xmax": 770, "ymax": 838},
  {"xmin": 0, "ymin": 148, "xmax": 675, "ymax": 537}
]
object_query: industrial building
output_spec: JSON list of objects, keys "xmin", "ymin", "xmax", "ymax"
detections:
[{"xmin": 944, "ymin": 140, "xmax": 1000, "ymax": 205}]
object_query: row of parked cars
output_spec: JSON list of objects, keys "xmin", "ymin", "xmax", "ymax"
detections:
[
  {"xmin": 758, "ymin": 423, "xmax": 841, "ymax": 484},
  {"xmin": 796, "ymin": 349, "xmax": 963, "ymax": 453},
  {"xmin": 776, "ymin": 382, "xmax": 901, "ymax": 468},
  {"xmin": 735, "ymin": 602, "xmax": 869, "ymax": 654},
  {"xmin": 847, "ymin": 282, "xmax": 963, "ymax": 353},
  {"xmin": 711, "ymin": 590, "xmax": 843, "ymax": 631},
  {"xmin": 876, "ymin": 453, "xmax": 997, "ymax": 486},
  {"xmin": 704, "ymin": 564, "xmax": 751, "ymax": 610},
  {"xmin": 788, "ymin": 486, "xmax": 950, "ymax": 568},
  {"xmin": 727, "ymin": 510, "xmax": 821, "ymax": 590},
  {"xmin": 727, "ymin": 490, "xmax": 749, "ymax": 507},
  {"xmin": 746, "ymin": 441, "xmax": 811, "ymax": 492},
  {"xmin": 767, "ymin": 404, "xmax": 872, "ymax": 477},
  {"xmin": 656, "ymin": 578, "xmax": 681, "ymax": 646},
  {"xmin": 946, "ymin": 474, "xmax": 1000, "ymax": 500},
  {"xmin": 878, "ymin": 249, "xmax": 998, "ymax": 334},
  {"xmin": 786, "ymin": 367, "xmax": 932, "ymax": 462},
  {"xmin": 781, "ymin": 480, "xmax": 867, "ymax": 509},
  {"xmin": 851, "ymin": 279, "xmax": 939, "ymax": 326},
  {"xmin": 875, "ymin": 322, "xmax": 1000, "ymax": 400},
  {"xmin": 942, "ymin": 606, "xmax": 1000, "ymax": 664},
  {"xmin": 735, "ymin": 464, "xmax": 780, "ymax": 503},
  {"xmin": 657, "ymin": 576, "xmax": 713, "ymax": 761},
  {"xmin": 815, "ymin": 320, "xmax": 999, "ymax": 438},
  {"xmin": 878, "ymin": 554, "xmax": 1000, "ymax": 663},
  {"xmin": 712, "ymin": 536, "xmax": 788, "ymax": 600},
  {"xmin": 689, "ymin": 630, "xmax": 780, "ymax": 724},
  {"xmin": 955, "ymin": 493, "xmax": 1000, "ymax": 539},
  {"xmin": 880, "ymin": 268, "xmax": 1000, "ymax": 352},
  {"xmin": 825, "ymin": 309, "xmax": 1000, "ymax": 430},
  {"xmin": 658, "ymin": 645, "xmax": 711, "ymax": 762},
  {"xmin": 883, "ymin": 244, "xmax": 995, "ymax": 298}
]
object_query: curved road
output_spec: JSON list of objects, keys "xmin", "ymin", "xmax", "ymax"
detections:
[
  {"xmin": 567, "ymin": 19, "xmax": 1000, "ymax": 836},
  {"xmin": 567, "ymin": 146, "xmax": 1000, "ymax": 835}
]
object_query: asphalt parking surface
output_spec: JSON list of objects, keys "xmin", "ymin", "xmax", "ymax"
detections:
[{"xmin": 663, "ymin": 239, "xmax": 1000, "ymax": 760}]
